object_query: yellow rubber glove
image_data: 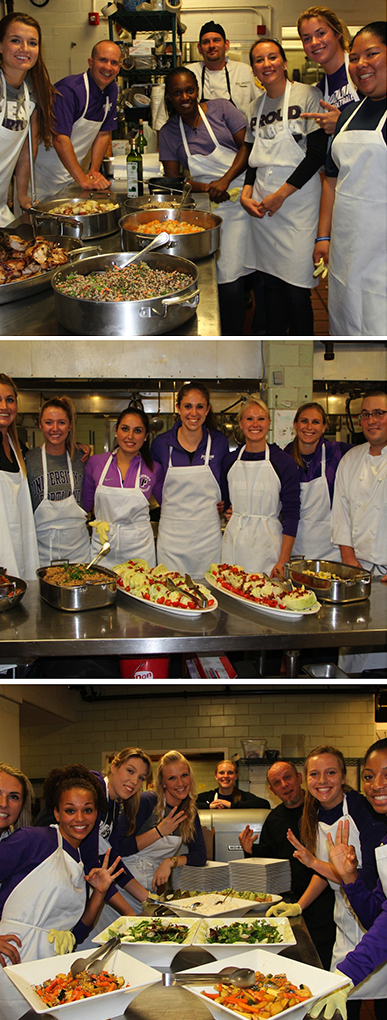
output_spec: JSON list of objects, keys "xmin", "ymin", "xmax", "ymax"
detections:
[
  {"xmin": 313, "ymin": 257, "xmax": 328, "ymax": 279},
  {"xmin": 211, "ymin": 187, "xmax": 241, "ymax": 210},
  {"xmin": 47, "ymin": 929, "xmax": 76, "ymax": 955},
  {"xmin": 266, "ymin": 901, "xmax": 302, "ymax": 917},
  {"xmin": 308, "ymin": 974, "xmax": 354, "ymax": 1019},
  {"xmin": 89, "ymin": 519, "xmax": 110, "ymax": 545}
]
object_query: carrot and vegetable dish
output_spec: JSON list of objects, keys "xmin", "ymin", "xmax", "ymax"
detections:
[
  {"xmin": 34, "ymin": 968, "xmax": 125, "ymax": 1005},
  {"xmin": 202, "ymin": 971, "xmax": 312, "ymax": 1018},
  {"xmin": 129, "ymin": 219, "xmax": 204, "ymax": 235}
]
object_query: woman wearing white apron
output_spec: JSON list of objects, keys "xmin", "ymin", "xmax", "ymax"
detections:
[
  {"xmin": 241, "ymin": 39, "xmax": 327, "ymax": 335},
  {"xmin": 297, "ymin": 7, "xmax": 359, "ymax": 137},
  {"xmin": 0, "ymin": 373, "xmax": 39, "ymax": 580},
  {"xmin": 83, "ymin": 407, "xmax": 162, "ymax": 571},
  {"xmin": 113, "ymin": 751, "xmax": 207, "ymax": 915},
  {"xmin": 159, "ymin": 67, "xmax": 251, "ymax": 335},
  {"xmin": 0, "ymin": 12, "xmax": 53, "ymax": 225},
  {"xmin": 152, "ymin": 383, "xmax": 228, "ymax": 577},
  {"xmin": 26, "ymin": 397, "xmax": 90, "ymax": 566},
  {"xmin": 285, "ymin": 745, "xmax": 386, "ymax": 1019},
  {"xmin": 285, "ymin": 402, "xmax": 352, "ymax": 561},
  {"xmin": 0, "ymin": 765, "xmax": 122, "ymax": 1020},
  {"xmin": 313, "ymin": 23, "xmax": 387, "ymax": 336},
  {"xmin": 222, "ymin": 398, "xmax": 300, "ymax": 576},
  {"xmin": 312, "ymin": 738, "xmax": 387, "ymax": 1020}
]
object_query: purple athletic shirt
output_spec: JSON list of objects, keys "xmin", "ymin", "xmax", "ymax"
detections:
[
  {"xmin": 53, "ymin": 69, "xmax": 117, "ymax": 137},
  {"xmin": 284, "ymin": 437, "xmax": 352, "ymax": 506},
  {"xmin": 221, "ymin": 442, "xmax": 300, "ymax": 536},
  {"xmin": 151, "ymin": 422, "xmax": 229, "ymax": 502},
  {"xmin": 316, "ymin": 62, "xmax": 360, "ymax": 112},
  {"xmin": 159, "ymin": 99, "xmax": 246, "ymax": 168},
  {"xmin": 82, "ymin": 451, "xmax": 163, "ymax": 512},
  {"xmin": 337, "ymin": 832, "xmax": 387, "ymax": 987}
]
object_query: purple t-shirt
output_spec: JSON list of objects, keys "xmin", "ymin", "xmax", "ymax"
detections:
[
  {"xmin": 82, "ymin": 451, "xmax": 163, "ymax": 512},
  {"xmin": 159, "ymin": 99, "xmax": 246, "ymax": 168},
  {"xmin": 316, "ymin": 62, "xmax": 360, "ymax": 112},
  {"xmin": 53, "ymin": 69, "xmax": 117, "ymax": 137}
]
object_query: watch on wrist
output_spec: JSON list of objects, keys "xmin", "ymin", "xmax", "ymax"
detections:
[{"xmin": 170, "ymin": 856, "xmax": 178, "ymax": 868}]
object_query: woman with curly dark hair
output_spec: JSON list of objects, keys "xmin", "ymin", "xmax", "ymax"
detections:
[
  {"xmin": 0, "ymin": 11, "xmax": 54, "ymax": 224},
  {"xmin": 0, "ymin": 764, "xmax": 122, "ymax": 1019}
]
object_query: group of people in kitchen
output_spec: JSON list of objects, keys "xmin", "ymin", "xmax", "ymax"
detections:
[
  {"xmin": 1, "ymin": 740, "xmax": 387, "ymax": 1020},
  {"xmin": 0, "ymin": 372, "xmax": 386, "ymax": 672},
  {"xmin": 0, "ymin": 8, "xmax": 386, "ymax": 335}
]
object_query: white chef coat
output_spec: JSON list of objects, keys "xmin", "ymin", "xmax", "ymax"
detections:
[
  {"xmin": 331, "ymin": 443, "xmax": 387, "ymax": 571},
  {"xmin": 0, "ymin": 827, "xmax": 86, "ymax": 1020},
  {"xmin": 179, "ymin": 105, "xmax": 250, "ymax": 285},
  {"xmin": 221, "ymin": 444, "xmax": 283, "ymax": 574},
  {"xmin": 188, "ymin": 59, "xmax": 257, "ymax": 117},
  {"xmin": 0, "ymin": 72, "xmax": 35, "ymax": 226},
  {"xmin": 92, "ymin": 455, "xmax": 156, "ymax": 569},
  {"xmin": 34, "ymin": 445, "xmax": 90, "ymax": 566},
  {"xmin": 293, "ymin": 443, "xmax": 341, "ymax": 561},
  {"xmin": 244, "ymin": 80, "xmax": 321, "ymax": 288},
  {"xmin": 34, "ymin": 72, "xmax": 110, "ymax": 201},
  {"xmin": 0, "ymin": 438, "xmax": 39, "ymax": 580},
  {"xmin": 328, "ymin": 100, "xmax": 387, "ymax": 336},
  {"xmin": 156, "ymin": 432, "xmax": 222, "ymax": 578}
]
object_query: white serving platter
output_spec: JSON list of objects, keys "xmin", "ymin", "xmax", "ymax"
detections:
[
  {"xmin": 183, "ymin": 947, "xmax": 350, "ymax": 1020},
  {"xmin": 205, "ymin": 573, "xmax": 321, "ymax": 620},
  {"xmin": 118, "ymin": 584, "xmax": 218, "ymax": 617},
  {"xmin": 4, "ymin": 946, "xmax": 160, "ymax": 1020},
  {"xmin": 168, "ymin": 893, "xmax": 253, "ymax": 918},
  {"xmin": 92, "ymin": 914, "xmax": 201, "ymax": 967},
  {"xmin": 246, "ymin": 893, "xmax": 283, "ymax": 913},
  {"xmin": 192, "ymin": 916, "xmax": 296, "ymax": 958}
]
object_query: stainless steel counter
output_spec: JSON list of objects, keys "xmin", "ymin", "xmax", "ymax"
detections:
[
  {"xmin": 1, "ymin": 580, "xmax": 386, "ymax": 668},
  {"xmin": 1, "ymin": 188, "xmax": 220, "ymax": 336}
]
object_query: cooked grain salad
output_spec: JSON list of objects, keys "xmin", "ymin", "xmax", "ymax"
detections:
[{"xmin": 55, "ymin": 263, "xmax": 192, "ymax": 302}]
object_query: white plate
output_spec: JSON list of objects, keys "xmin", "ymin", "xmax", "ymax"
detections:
[
  {"xmin": 92, "ymin": 915, "xmax": 201, "ymax": 967},
  {"xmin": 183, "ymin": 947, "xmax": 351, "ymax": 1020},
  {"xmin": 193, "ymin": 916, "xmax": 296, "ymax": 957},
  {"xmin": 169, "ymin": 893, "xmax": 253, "ymax": 918},
  {"xmin": 118, "ymin": 584, "xmax": 218, "ymax": 617},
  {"xmin": 4, "ymin": 947, "xmax": 160, "ymax": 1020},
  {"xmin": 204, "ymin": 573, "xmax": 321, "ymax": 620},
  {"xmin": 239, "ymin": 893, "xmax": 283, "ymax": 913}
]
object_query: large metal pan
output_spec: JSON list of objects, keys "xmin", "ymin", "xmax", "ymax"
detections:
[
  {"xmin": 284, "ymin": 559, "xmax": 372, "ymax": 603},
  {"xmin": 147, "ymin": 176, "xmax": 186, "ymax": 195},
  {"xmin": 119, "ymin": 208, "xmax": 221, "ymax": 260},
  {"xmin": 51, "ymin": 250, "xmax": 200, "ymax": 336},
  {"xmin": 37, "ymin": 563, "xmax": 117, "ymax": 612},
  {"xmin": 124, "ymin": 193, "xmax": 196, "ymax": 213},
  {"xmin": 0, "ymin": 573, "xmax": 27, "ymax": 612},
  {"xmin": 29, "ymin": 194, "xmax": 123, "ymax": 239},
  {"xmin": 0, "ymin": 227, "xmax": 100, "ymax": 305}
]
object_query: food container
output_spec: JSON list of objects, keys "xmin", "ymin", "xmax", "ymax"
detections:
[
  {"xmin": 4, "ymin": 946, "xmax": 160, "ymax": 1020},
  {"xmin": 192, "ymin": 916, "xmax": 296, "ymax": 958},
  {"xmin": 36, "ymin": 563, "xmax": 118, "ymax": 612},
  {"xmin": 242, "ymin": 739, "xmax": 267, "ymax": 759},
  {"xmin": 119, "ymin": 208, "xmax": 221, "ymax": 260},
  {"xmin": 93, "ymin": 915, "xmax": 201, "ymax": 967},
  {"xmin": 51, "ymin": 251, "xmax": 200, "ymax": 336},
  {"xmin": 302, "ymin": 663, "xmax": 349, "ymax": 679},
  {"xmin": 0, "ymin": 227, "xmax": 99, "ymax": 305},
  {"xmin": 147, "ymin": 175, "xmax": 186, "ymax": 194},
  {"xmin": 29, "ymin": 195, "xmax": 123, "ymax": 239},
  {"xmin": 284, "ymin": 559, "xmax": 372, "ymax": 603},
  {"xmin": 0, "ymin": 574, "xmax": 27, "ymax": 612},
  {"xmin": 124, "ymin": 193, "xmax": 195, "ymax": 213}
]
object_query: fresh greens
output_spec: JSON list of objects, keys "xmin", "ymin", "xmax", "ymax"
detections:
[{"xmin": 206, "ymin": 920, "xmax": 282, "ymax": 944}]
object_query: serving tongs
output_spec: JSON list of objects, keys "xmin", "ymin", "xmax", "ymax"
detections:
[
  {"xmin": 262, "ymin": 572, "xmax": 292, "ymax": 594},
  {"xmin": 165, "ymin": 577, "xmax": 207, "ymax": 608},
  {"xmin": 70, "ymin": 935, "xmax": 121, "ymax": 978},
  {"xmin": 184, "ymin": 573, "xmax": 208, "ymax": 607}
]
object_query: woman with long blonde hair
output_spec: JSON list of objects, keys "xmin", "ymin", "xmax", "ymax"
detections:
[
  {"xmin": 297, "ymin": 7, "xmax": 359, "ymax": 135},
  {"xmin": 0, "ymin": 762, "xmax": 33, "ymax": 840},
  {"xmin": 0, "ymin": 373, "xmax": 39, "ymax": 579},
  {"xmin": 113, "ymin": 749, "xmax": 206, "ymax": 913}
]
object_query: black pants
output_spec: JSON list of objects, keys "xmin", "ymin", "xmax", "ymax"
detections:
[
  {"xmin": 218, "ymin": 273, "xmax": 258, "ymax": 336},
  {"xmin": 260, "ymin": 271, "xmax": 314, "ymax": 336}
]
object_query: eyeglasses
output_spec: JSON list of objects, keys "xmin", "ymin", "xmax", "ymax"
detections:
[{"xmin": 359, "ymin": 409, "xmax": 387, "ymax": 421}]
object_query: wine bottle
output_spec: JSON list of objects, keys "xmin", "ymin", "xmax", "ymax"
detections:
[
  {"xmin": 136, "ymin": 119, "xmax": 147, "ymax": 156},
  {"xmin": 126, "ymin": 138, "xmax": 143, "ymax": 197}
]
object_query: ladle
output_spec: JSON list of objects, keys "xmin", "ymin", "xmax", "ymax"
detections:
[
  {"xmin": 86, "ymin": 541, "xmax": 111, "ymax": 571},
  {"xmin": 70, "ymin": 935, "xmax": 121, "ymax": 978},
  {"xmin": 124, "ymin": 231, "xmax": 171, "ymax": 264},
  {"xmin": 172, "ymin": 966, "xmax": 256, "ymax": 987}
]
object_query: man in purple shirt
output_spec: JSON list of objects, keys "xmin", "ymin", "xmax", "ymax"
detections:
[{"xmin": 34, "ymin": 40, "xmax": 121, "ymax": 200}]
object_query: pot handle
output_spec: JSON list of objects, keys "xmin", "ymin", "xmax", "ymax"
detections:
[
  {"xmin": 144, "ymin": 287, "xmax": 199, "ymax": 319},
  {"xmin": 69, "ymin": 245, "xmax": 102, "ymax": 261}
]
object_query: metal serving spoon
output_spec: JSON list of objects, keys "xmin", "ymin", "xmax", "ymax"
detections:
[
  {"xmin": 172, "ymin": 966, "xmax": 256, "ymax": 987},
  {"xmin": 85, "ymin": 541, "xmax": 111, "ymax": 571},
  {"xmin": 70, "ymin": 935, "xmax": 120, "ymax": 978}
]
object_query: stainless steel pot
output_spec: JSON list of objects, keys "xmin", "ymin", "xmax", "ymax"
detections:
[
  {"xmin": 119, "ymin": 208, "xmax": 221, "ymax": 260},
  {"xmin": 0, "ymin": 228, "xmax": 100, "ymax": 305},
  {"xmin": 0, "ymin": 574, "xmax": 27, "ymax": 612},
  {"xmin": 51, "ymin": 251, "xmax": 200, "ymax": 336},
  {"xmin": 283, "ymin": 559, "xmax": 372, "ymax": 603},
  {"xmin": 37, "ymin": 564, "xmax": 117, "ymax": 612},
  {"xmin": 147, "ymin": 176, "xmax": 186, "ymax": 194},
  {"xmin": 124, "ymin": 193, "xmax": 195, "ymax": 213},
  {"xmin": 29, "ymin": 194, "xmax": 123, "ymax": 239}
]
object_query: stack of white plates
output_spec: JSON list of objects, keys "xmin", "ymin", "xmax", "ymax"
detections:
[
  {"xmin": 172, "ymin": 860, "xmax": 229, "ymax": 892},
  {"xmin": 229, "ymin": 857, "xmax": 292, "ymax": 894}
]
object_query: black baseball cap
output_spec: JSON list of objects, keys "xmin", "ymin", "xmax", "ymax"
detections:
[{"xmin": 199, "ymin": 21, "xmax": 226, "ymax": 42}]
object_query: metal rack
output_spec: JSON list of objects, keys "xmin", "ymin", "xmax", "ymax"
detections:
[{"xmin": 109, "ymin": 10, "xmax": 183, "ymax": 76}]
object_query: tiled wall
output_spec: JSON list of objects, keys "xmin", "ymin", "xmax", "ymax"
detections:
[{"xmin": 20, "ymin": 688, "xmax": 380, "ymax": 792}]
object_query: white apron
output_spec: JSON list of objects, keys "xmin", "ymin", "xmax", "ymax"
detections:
[
  {"xmin": 339, "ymin": 563, "xmax": 387, "ymax": 676},
  {"xmin": 221, "ymin": 444, "xmax": 282, "ymax": 574},
  {"xmin": 0, "ymin": 73, "xmax": 35, "ymax": 226},
  {"xmin": 244, "ymin": 80, "xmax": 321, "ymax": 288},
  {"xmin": 0, "ymin": 827, "xmax": 86, "ymax": 1020},
  {"xmin": 317, "ymin": 795, "xmax": 387, "ymax": 998},
  {"xmin": 292, "ymin": 444, "xmax": 340, "ymax": 561},
  {"xmin": 34, "ymin": 445, "xmax": 90, "ymax": 566},
  {"xmin": 375, "ymin": 841, "xmax": 387, "ymax": 896},
  {"xmin": 329, "ymin": 101, "xmax": 387, "ymax": 336},
  {"xmin": 179, "ymin": 107, "xmax": 250, "ymax": 285},
  {"xmin": 0, "ymin": 438, "xmax": 39, "ymax": 580},
  {"xmin": 34, "ymin": 73, "xmax": 110, "ymax": 201},
  {"xmin": 92, "ymin": 455, "xmax": 155, "ymax": 569},
  {"xmin": 156, "ymin": 433, "xmax": 222, "ymax": 577},
  {"xmin": 94, "ymin": 832, "xmax": 183, "ymax": 925}
]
